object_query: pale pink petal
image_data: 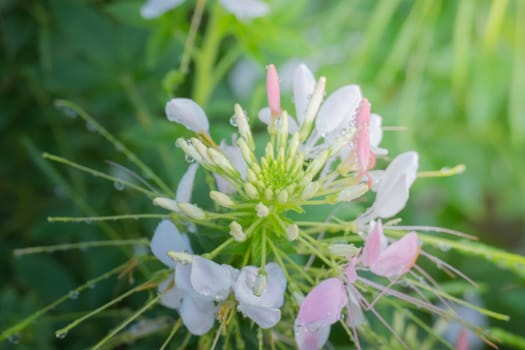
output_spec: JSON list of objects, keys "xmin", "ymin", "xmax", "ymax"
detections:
[
  {"xmin": 294, "ymin": 323, "xmax": 331, "ymax": 350},
  {"xmin": 266, "ymin": 64, "xmax": 281, "ymax": 117},
  {"xmin": 355, "ymin": 98, "xmax": 371, "ymax": 175},
  {"xmin": 158, "ymin": 276, "xmax": 183, "ymax": 309},
  {"xmin": 220, "ymin": 141, "xmax": 247, "ymax": 179},
  {"xmin": 455, "ymin": 328, "xmax": 469, "ymax": 350},
  {"xmin": 293, "ymin": 64, "xmax": 316, "ymax": 125},
  {"xmin": 345, "ymin": 287, "xmax": 365, "ymax": 328},
  {"xmin": 296, "ymin": 278, "xmax": 347, "ymax": 328},
  {"xmin": 151, "ymin": 220, "xmax": 192, "ymax": 267},
  {"xmin": 140, "ymin": 0, "xmax": 185, "ymax": 19},
  {"xmin": 371, "ymin": 232, "xmax": 420, "ymax": 277},
  {"xmin": 379, "ymin": 151, "xmax": 419, "ymax": 191},
  {"xmin": 238, "ymin": 303, "xmax": 281, "ymax": 328},
  {"xmin": 191, "ymin": 256, "xmax": 233, "ymax": 302},
  {"xmin": 361, "ymin": 220, "xmax": 387, "ymax": 267},
  {"xmin": 166, "ymin": 98, "xmax": 209, "ymax": 133},
  {"xmin": 315, "ymin": 85, "xmax": 362, "ymax": 136},
  {"xmin": 179, "ymin": 295, "xmax": 216, "ymax": 335},
  {"xmin": 219, "ymin": 0, "xmax": 269, "ymax": 20},
  {"xmin": 176, "ymin": 163, "xmax": 198, "ymax": 203}
]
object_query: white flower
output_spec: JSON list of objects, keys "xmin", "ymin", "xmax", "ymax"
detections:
[
  {"xmin": 233, "ymin": 263, "xmax": 287, "ymax": 328},
  {"xmin": 165, "ymin": 98, "xmax": 209, "ymax": 133},
  {"xmin": 151, "ymin": 220, "xmax": 192, "ymax": 268},
  {"xmin": 141, "ymin": 0, "xmax": 269, "ymax": 20}
]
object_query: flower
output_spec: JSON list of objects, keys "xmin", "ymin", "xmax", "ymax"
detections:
[
  {"xmin": 233, "ymin": 263, "xmax": 287, "ymax": 328},
  {"xmin": 141, "ymin": 0, "xmax": 269, "ymax": 20},
  {"xmin": 165, "ymin": 98, "xmax": 209, "ymax": 134}
]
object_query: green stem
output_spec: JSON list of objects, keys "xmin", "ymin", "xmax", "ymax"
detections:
[
  {"xmin": 13, "ymin": 239, "xmax": 150, "ymax": 256},
  {"xmin": 192, "ymin": 3, "xmax": 225, "ymax": 106}
]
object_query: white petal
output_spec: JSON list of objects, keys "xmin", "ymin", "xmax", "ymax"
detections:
[
  {"xmin": 220, "ymin": 141, "xmax": 247, "ymax": 179},
  {"xmin": 165, "ymin": 98, "xmax": 209, "ymax": 133},
  {"xmin": 175, "ymin": 263, "xmax": 194, "ymax": 293},
  {"xmin": 288, "ymin": 115, "xmax": 300, "ymax": 134},
  {"xmin": 293, "ymin": 64, "xmax": 316, "ymax": 125},
  {"xmin": 158, "ymin": 276, "xmax": 183, "ymax": 309},
  {"xmin": 151, "ymin": 220, "xmax": 192, "ymax": 267},
  {"xmin": 191, "ymin": 256, "xmax": 233, "ymax": 302},
  {"xmin": 176, "ymin": 163, "xmax": 198, "ymax": 203},
  {"xmin": 372, "ymin": 152, "xmax": 419, "ymax": 218},
  {"xmin": 233, "ymin": 263, "xmax": 287, "ymax": 309},
  {"xmin": 229, "ymin": 58, "xmax": 263, "ymax": 99},
  {"xmin": 219, "ymin": 0, "xmax": 269, "ymax": 20},
  {"xmin": 369, "ymin": 113, "xmax": 383, "ymax": 147},
  {"xmin": 258, "ymin": 107, "xmax": 272, "ymax": 126},
  {"xmin": 179, "ymin": 296, "xmax": 216, "ymax": 335},
  {"xmin": 315, "ymin": 85, "xmax": 361, "ymax": 136},
  {"xmin": 140, "ymin": 0, "xmax": 185, "ymax": 19},
  {"xmin": 238, "ymin": 303, "xmax": 281, "ymax": 328},
  {"xmin": 294, "ymin": 323, "xmax": 330, "ymax": 350},
  {"xmin": 345, "ymin": 287, "xmax": 365, "ymax": 328}
]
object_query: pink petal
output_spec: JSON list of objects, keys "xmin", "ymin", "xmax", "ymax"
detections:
[
  {"xmin": 355, "ymin": 98, "xmax": 371, "ymax": 175},
  {"xmin": 344, "ymin": 256, "xmax": 359, "ymax": 284},
  {"xmin": 266, "ymin": 64, "xmax": 281, "ymax": 117},
  {"xmin": 371, "ymin": 232, "xmax": 420, "ymax": 277},
  {"xmin": 294, "ymin": 323, "xmax": 330, "ymax": 350},
  {"xmin": 455, "ymin": 328, "xmax": 469, "ymax": 350},
  {"xmin": 361, "ymin": 220, "xmax": 387, "ymax": 267},
  {"xmin": 296, "ymin": 278, "xmax": 347, "ymax": 328}
]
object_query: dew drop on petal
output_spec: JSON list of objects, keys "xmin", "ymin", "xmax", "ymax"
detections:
[
  {"xmin": 8, "ymin": 334, "xmax": 20, "ymax": 344},
  {"xmin": 230, "ymin": 116, "xmax": 238, "ymax": 127},
  {"xmin": 184, "ymin": 154, "xmax": 195, "ymax": 163}
]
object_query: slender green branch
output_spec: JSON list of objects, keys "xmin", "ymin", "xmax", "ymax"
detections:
[{"xmin": 13, "ymin": 239, "xmax": 150, "ymax": 256}]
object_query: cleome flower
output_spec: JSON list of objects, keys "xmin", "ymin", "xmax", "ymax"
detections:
[{"xmin": 144, "ymin": 62, "xmax": 499, "ymax": 349}]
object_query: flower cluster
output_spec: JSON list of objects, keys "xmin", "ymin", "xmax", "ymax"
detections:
[{"xmin": 149, "ymin": 63, "xmax": 491, "ymax": 349}]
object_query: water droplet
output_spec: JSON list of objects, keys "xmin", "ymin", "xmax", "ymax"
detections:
[
  {"xmin": 55, "ymin": 330, "xmax": 68, "ymax": 339},
  {"xmin": 8, "ymin": 334, "xmax": 20, "ymax": 344},
  {"xmin": 85, "ymin": 219, "xmax": 92, "ymax": 224},
  {"xmin": 184, "ymin": 154, "xmax": 195, "ymax": 163},
  {"xmin": 88, "ymin": 282, "xmax": 96, "ymax": 289},
  {"xmin": 229, "ymin": 116, "xmax": 238, "ymax": 127},
  {"xmin": 85, "ymin": 121, "xmax": 96, "ymax": 132},
  {"xmin": 340, "ymin": 127, "xmax": 350, "ymax": 136},
  {"xmin": 437, "ymin": 242, "xmax": 451, "ymax": 252},
  {"xmin": 307, "ymin": 93, "xmax": 312, "ymax": 100},
  {"xmin": 55, "ymin": 102, "xmax": 77, "ymax": 119},
  {"xmin": 68, "ymin": 290, "xmax": 79, "ymax": 300},
  {"xmin": 273, "ymin": 119, "xmax": 280, "ymax": 128},
  {"xmin": 114, "ymin": 181, "xmax": 125, "ymax": 191},
  {"xmin": 115, "ymin": 144, "xmax": 124, "ymax": 152},
  {"xmin": 186, "ymin": 139, "xmax": 193, "ymax": 146},
  {"xmin": 516, "ymin": 263, "xmax": 523, "ymax": 270},
  {"xmin": 142, "ymin": 171, "xmax": 153, "ymax": 179}
]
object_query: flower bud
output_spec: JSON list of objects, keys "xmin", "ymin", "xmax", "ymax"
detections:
[
  {"xmin": 153, "ymin": 197, "xmax": 179, "ymax": 212},
  {"xmin": 278, "ymin": 190, "xmax": 288, "ymax": 203},
  {"xmin": 286, "ymin": 224, "xmax": 299, "ymax": 241},
  {"xmin": 229, "ymin": 221, "xmax": 246, "ymax": 242},
  {"xmin": 301, "ymin": 181, "xmax": 320, "ymax": 200},
  {"xmin": 336, "ymin": 184, "xmax": 369, "ymax": 202},
  {"xmin": 256, "ymin": 202, "xmax": 270, "ymax": 217},
  {"xmin": 167, "ymin": 251, "xmax": 193, "ymax": 264},
  {"xmin": 177, "ymin": 202, "xmax": 205, "ymax": 220},
  {"xmin": 328, "ymin": 243, "xmax": 358, "ymax": 257},
  {"xmin": 210, "ymin": 191, "xmax": 235, "ymax": 208},
  {"xmin": 244, "ymin": 183, "xmax": 259, "ymax": 199},
  {"xmin": 264, "ymin": 188, "xmax": 274, "ymax": 200}
]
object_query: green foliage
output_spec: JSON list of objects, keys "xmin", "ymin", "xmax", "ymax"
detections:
[{"xmin": 1, "ymin": 0, "xmax": 524, "ymax": 348}]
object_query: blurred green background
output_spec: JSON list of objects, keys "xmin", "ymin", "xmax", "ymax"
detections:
[{"xmin": 1, "ymin": 0, "xmax": 524, "ymax": 348}]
